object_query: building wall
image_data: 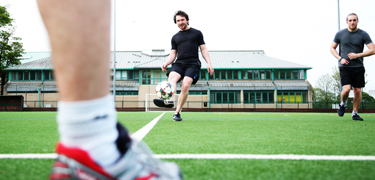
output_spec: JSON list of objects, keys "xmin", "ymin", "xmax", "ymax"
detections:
[{"xmin": 5, "ymin": 84, "xmax": 312, "ymax": 109}]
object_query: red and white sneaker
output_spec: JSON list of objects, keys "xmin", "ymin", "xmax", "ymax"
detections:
[{"xmin": 50, "ymin": 141, "xmax": 182, "ymax": 180}]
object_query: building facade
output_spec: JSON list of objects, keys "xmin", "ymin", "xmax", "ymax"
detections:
[{"xmin": 5, "ymin": 50, "xmax": 312, "ymax": 109}]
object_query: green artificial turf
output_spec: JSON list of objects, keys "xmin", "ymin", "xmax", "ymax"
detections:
[{"xmin": 0, "ymin": 111, "xmax": 374, "ymax": 180}]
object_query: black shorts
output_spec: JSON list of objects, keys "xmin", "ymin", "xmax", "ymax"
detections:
[
  {"xmin": 167, "ymin": 63, "xmax": 201, "ymax": 85},
  {"xmin": 339, "ymin": 66, "xmax": 365, "ymax": 88}
]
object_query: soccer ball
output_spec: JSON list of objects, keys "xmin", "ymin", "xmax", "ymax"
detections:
[{"xmin": 155, "ymin": 81, "xmax": 174, "ymax": 100}]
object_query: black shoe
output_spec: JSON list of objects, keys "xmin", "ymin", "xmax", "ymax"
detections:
[
  {"xmin": 153, "ymin": 99, "xmax": 174, "ymax": 108},
  {"xmin": 352, "ymin": 114, "xmax": 364, "ymax": 121},
  {"xmin": 338, "ymin": 104, "xmax": 346, "ymax": 117},
  {"xmin": 173, "ymin": 113, "xmax": 182, "ymax": 121}
]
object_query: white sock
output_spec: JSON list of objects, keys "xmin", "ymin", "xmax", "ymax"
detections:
[
  {"xmin": 340, "ymin": 101, "xmax": 345, "ymax": 106},
  {"xmin": 352, "ymin": 110, "xmax": 358, "ymax": 116},
  {"xmin": 57, "ymin": 94, "xmax": 120, "ymax": 167}
]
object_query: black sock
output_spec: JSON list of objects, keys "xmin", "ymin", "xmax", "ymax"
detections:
[{"xmin": 115, "ymin": 123, "xmax": 132, "ymax": 156}]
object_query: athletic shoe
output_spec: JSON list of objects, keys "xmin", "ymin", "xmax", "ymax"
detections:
[
  {"xmin": 352, "ymin": 114, "xmax": 364, "ymax": 121},
  {"xmin": 173, "ymin": 113, "xmax": 182, "ymax": 122},
  {"xmin": 50, "ymin": 141, "xmax": 182, "ymax": 180},
  {"xmin": 337, "ymin": 104, "xmax": 346, "ymax": 117},
  {"xmin": 153, "ymin": 99, "xmax": 174, "ymax": 108}
]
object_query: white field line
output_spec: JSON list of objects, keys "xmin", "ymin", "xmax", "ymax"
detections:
[
  {"xmin": 1, "ymin": 154, "xmax": 375, "ymax": 160},
  {"xmin": 156, "ymin": 154, "xmax": 375, "ymax": 160},
  {"xmin": 130, "ymin": 112, "xmax": 165, "ymax": 142}
]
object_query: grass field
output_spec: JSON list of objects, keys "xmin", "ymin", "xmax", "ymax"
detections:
[{"xmin": 1, "ymin": 112, "xmax": 375, "ymax": 180}]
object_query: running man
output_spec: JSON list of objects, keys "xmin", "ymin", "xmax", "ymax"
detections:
[
  {"xmin": 154, "ymin": 10, "xmax": 214, "ymax": 121},
  {"xmin": 330, "ymin": 13, "xmax": 375, "ymax": 121},
  {"xmin": 37, "ymin": 0, "xmax": 182, "ymax": 179}
]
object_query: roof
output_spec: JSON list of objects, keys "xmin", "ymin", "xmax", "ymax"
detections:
[
  {"xmin": 205, "ymin": 50, "xmax": 311, "ymax": 69},
  {"xmin": 6, "ymin": 57, "xmax": 53, "ymax": 70},
  {"xmin": 20, "ymin": 52, "xmax": 51, "ymax": 64},
  {"xmin": 7, "ymin": 50, "xmax": 312, "ymax": 70}
]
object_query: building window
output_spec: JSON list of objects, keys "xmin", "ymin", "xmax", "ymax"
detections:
[
  {"xmin": 138, "ymin": 69, "xmax": 168, "ymax": 85},
  {"xmin": 266, "ymin": 70, "xmax": 271, "ymax": 79},
  {"xmin": 200, "ymin": 70, "xmax": 207, "ymax": 80},
  {"xmin": 24, "ymin": 71, "xmax": 30, "ymax": 80},
  {"xmin": 115, "ymin": 71, "xmax": 122, "ymax": 80},
  {"xmin": 292, "ymin": 70, "xmax": 299, "ymax": 79},
  {"xmin": 115, "ymin": 91, "xmax": 138, "ymax": 95},
  {"xmin": 36, "ymin": 71, "xmax": 42, "ymax": 80},
  {"xmin": 286, "ymin": 70, "xmax": 292, "ymax": 79},
  {"xmin": 214, "ymin": 70, "xmax": 221, "ymax": 79},
  {"xmin": 141, "ymin": 70, "xmax": 151, "ymax": 85},
  {"xmin": 233, "ymin": 70, "xmax": 239, "ymax": 79},
  {"xmin": 126, "ymin": 70, "xmax": 139, "ymax": 80},
  {"xmin": 277, "ymin": 90, "xmax": 308, "ymax": 103},
  {"xmin": 240, "ymin": 69, "xmax": 272, "ymax": 80},
  {"xmin": 10, "ymin": 71, "xmax": 47, "ymax": 81},
  {"xmin": 17, "ymin": 71, "xmax": 22, "ymax": 80},
  {"xmin": 30, "ymin": 71, "xmax": 35, "ymax": 80},
  {"xmin": 253, "ymin": 70, "xmax": 259, "ymax": 79},
  {"xmin": 244, "ymin": 91, "xmax": 274, "ymax": 103},
  {"xmin": 122, "ymin": 70, "xmax": 127, "ymax": 80},
  {"xmin": 279, "ymin": 70, "xmax": 286, "ymax": 79},
  {"xmin": 241, "ymin": 70, "xmax": 247, "ymax": 79},
  {"xmin": 274, "ymin": 70, "xmax": 279, "ymax": 79},
  {"xmin": 43, "ymin": 70, "xmax": 53, "ymax": 81},
  {"xmin": 210, "ymin": 91, "xmax": 240, "ymax": 104},
  {"xmin": 10, "ymin": 71, "xmax": 16, "ymax": 80},
  {"xmin": 300, "ymin": 70, "xmax": 305, "ymax": 79},
  {"xmin": 227, "ymin": 70, "xmax": 232, "ymax": 79},
  {"xmin": 177, "ymin": 90, "xmax": 207, "ymax": 95}
]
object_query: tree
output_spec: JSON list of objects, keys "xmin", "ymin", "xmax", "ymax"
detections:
[
  {"xmin": 331, "ymin": 66, "xmax": 341, "ymax": 101},
  {"xmin": 362, "ymin": 92, "xmax": 375, "ymax": 102},
  {"xmin": 0, "ymin": 5, "xmax": 24, "ymax": 95},
  {"xmin": 0, "ymin": 6, "xmax": 12, "ymax": 26},
  {"xmin": 313, "ymin": 73, "xmax": 336, "ymax": 108}
]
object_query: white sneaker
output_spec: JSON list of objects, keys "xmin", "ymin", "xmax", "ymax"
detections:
[{"xmin": 50, "ymin": 140, "xmax": 182, "ymax": 180}]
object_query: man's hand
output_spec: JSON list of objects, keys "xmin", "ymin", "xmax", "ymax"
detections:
[
  {"xmin": 161, "ymin": 63, "xmax": 168, "ymax": 72},
  {"xmin": 207, "ymin": 63, "xmax": 214, "ymax": 76},
  {"xmin": 348, "ymin": 53, "xmax": 359, "ymax": 60},
  {"xmin": 340, "ymin": 58, "xmax": 349, "ymax": 65}
]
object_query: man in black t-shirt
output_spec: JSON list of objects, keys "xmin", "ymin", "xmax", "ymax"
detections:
[
  {"xmin": 330, "ymin": 13, "xmax": 375, "ymax": 121},
  {"xmin": 154, "ymin": 10, "xmax": 214, "ymax": 121}
]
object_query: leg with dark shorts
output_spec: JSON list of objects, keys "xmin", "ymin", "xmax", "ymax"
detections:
[
  {"xmin": 352, "ymin": 67, "xmax": 365, "ymax": 121},
  {"xmin": 183, "ymin": 64, "xmax": 201, "ymax": 85},
  {"xmin": 153, "ymin": 63, "xmax": 184, "ymax": 108},
  {"xmin": 172, "ymin": 64, "xmax": 201, "ymax": 121},
  {"xmin": 338, "ymin": 67, "xmax": 365, "ymax": 120}
]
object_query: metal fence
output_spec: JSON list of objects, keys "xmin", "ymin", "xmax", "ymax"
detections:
[{"xmin": 20, "ymin": 100, "xmax": 375, "ymax": 110}]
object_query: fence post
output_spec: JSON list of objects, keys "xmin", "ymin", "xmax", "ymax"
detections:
[{"xmin": 38, "ymin": 88, "xmax": 41, "ymax": 107}]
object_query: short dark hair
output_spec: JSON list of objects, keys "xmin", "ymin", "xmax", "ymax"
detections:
[
  {"xmin": 174, "ymin": 10, "xmax": 189, "ymax": 25},
  {"xmin": 346, "ymin": 13, "xmax": 358, "ymax": 21}
]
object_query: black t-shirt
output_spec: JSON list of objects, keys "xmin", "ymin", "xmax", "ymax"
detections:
[
  {"xmin": 333, "ymin": 28, "xmax": 373, "ymax": 68},
  {"xmin": 171, "ymin": 28, "xmax": 205, "ymax": 66}
]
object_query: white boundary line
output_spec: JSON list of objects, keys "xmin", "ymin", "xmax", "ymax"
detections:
[
  {"xmin": 1, "ymin": 154, "xmax": 375, "ymax": 160},
  {"xmin": 156, "ymin": 154, "xmax": 375, "ymax": 160},
  {"xmin": 131, "ymin": 112, "xmax": 165, "ymax": 142}
]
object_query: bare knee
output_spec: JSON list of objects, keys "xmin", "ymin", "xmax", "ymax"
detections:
[
  {"xmin": 342, "ymin": 86, "xmax": 351, "ymax": 95},
  {"xmin": 353, "ymin": 88, "xmax": 361, "ymax": 96},
  {"xmin": 181, "ymin": 82, "xmax": 190, "ymax": 92}
]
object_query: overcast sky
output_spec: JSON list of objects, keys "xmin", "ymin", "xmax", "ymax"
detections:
[{"xmin": 1, "ymin": 0, "xmax": 375, "ymax": 92}]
